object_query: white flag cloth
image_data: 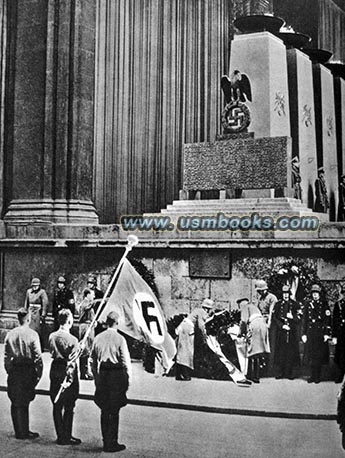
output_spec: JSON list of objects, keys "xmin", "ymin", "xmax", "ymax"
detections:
[
  {"xmin": 206, "ymin": 335, "xmax": 249, "ymax": 386},
  {"xmin": 98, "ymin": 259, "xmax": 176, "ymax": 372}
]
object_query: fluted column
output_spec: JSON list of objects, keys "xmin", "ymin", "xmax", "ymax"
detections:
[
  {"xmin": 94, "ymin": 0, "xmax": 232, "ymax": 223},
  {"xmin": 3, "ymin": 0, "xmax": 98, "ymax": 224},
  {"xmin": 0, "ymin": 0, "xmax": 6, "ymax": 218}
]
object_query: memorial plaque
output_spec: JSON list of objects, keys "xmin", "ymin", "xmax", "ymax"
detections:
[{"xmin": 189, "ymin": 251, "xmax": 231, "ymax": 279}]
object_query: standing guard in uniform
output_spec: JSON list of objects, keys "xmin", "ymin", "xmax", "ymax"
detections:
[
  {"xmin": 272, "ymin": 285, "xmax": 301, "ymax": 380},
  {"xmin": 314, "ymin": 166, "xmax": 329, "ymax": 213},
  {"xmin": 175, "ymin": 299, "xmax": 214, "ymax": 381},
  {"xmin": 79, "ymin": 288, "xmax": 95, "ymax": 379},
  {"xmin": 4, "ymin": 308, "xmax": 43, "ymax": 439},
  {"xmin": 255, "ymin": 280, "xmax": 278, "ymax": 371},
  {"xmin": 52, "ymin": 276, "xmax": 76, "ymax": 330},
  {"xmin": 332, "ymin": 285, "xmax": 345, "ymax": 383},
  {"xmin": 338, "ymin": 174, "xmax": 345, "ymax": 222},
  {"xmin": 90, "ymin": 311, "xmax": 131, "ymax": 453},
  {"xmin": 87, "ymin": 275, "xmax": 104, "ymax": 336},
  {"xmin": 301, "ymin": 284, "xmax": 332, "ymax": 383},
  {"xmin": 49, "ymin": 309, "xmax": 81, "ymax": 445},
  {"xmin": 24, "ymin": 277, "xmax": 48, "ymax": 338}
]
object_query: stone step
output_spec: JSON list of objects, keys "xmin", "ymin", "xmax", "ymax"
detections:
[
  {"xmin": 143, "ymin": 210, "xmax": 329, "ymax": 223},
  {"xmin": 163, "ymin": 204, "xmax": 313, "ymax": 212}
]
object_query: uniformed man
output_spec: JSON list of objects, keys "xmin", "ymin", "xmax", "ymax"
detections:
[
  {"xmin": 49, "ymin": 309, "xmax": 81, "ymax": 445},
  {"xmin": 272, "ymin": 285, "xmax": 301, "ymax": 380},
  {"xmin": 87, "ymin": 274, "xmax": 104, "ymax": 336},
  {"xmin": 339, "ymin": 174, "xmax": 345, "ymax": 222},
  {"xmin": 175, "ymin": 298, "xmax": 214, "ymax": 381},
  {"xmin": 4, "ymin": 307, "xmax": 42, "ymax": 439},
  {"xmin": 332, "ymin": 285, "xmax": 345, "ymax": 383},
  {"xmin": 24, "ymin": 278, "xmax": 48, "ymax": 336},
  {"xmin": 255, "ymin": 280, "xmax": 278, "ymax": 372},
  {"xmin": 90, "ymin": 311, "xmax": 131, "ymax": 453},
  {"xmin": 78, "ymin": 288, "xmax": 95, "ymax": 380},
  {"xmin": 52, "ymin": 276, "xmax": 75, "ymax": 331},
  {"xmin": 301, "ymin": 284, "xmax": 331, "ymax": 383},
  {"xmin": 255, "ymin": 280, "xmax": 278, "ymax": 327},
  {"xmin": 314, "ymin": 166, "xmax": 329, "ymax": 213}
]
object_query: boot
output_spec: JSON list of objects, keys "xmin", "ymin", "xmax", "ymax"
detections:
[
  {"xmin": 103, "ymin": 411, "xmax": 125, "ymax": 453},
  {"xmin": 247, "ymin": 358, "xmax": 260, "ymax": 383},
  {"xmin": 16, "ymin": 406, "xmax": 29, "ymax": 439},
  {"xmin": 254, "ymin": 358, "xmax": 260, "ymax": 383},
  {"xmin": 53, "ymin": 405, "xmax": 66, "ymax": 444},
  {"xmin": 11, "ymin": 405, "xmax": 22, "ymax": 439},
  {"xmin": 63, "ymin": 408, "xmax": 81, "ymax": 445},
  {"xmin": 80, "ymin": 357, "xmax": 87, "ymax": 379},
  {"xmin": 101, "ymin": 412, "xmax": 111, "ymax": 450},
  {"xmin": 314, "ymin": 365, "xmax": 321, "ymax": 384}
]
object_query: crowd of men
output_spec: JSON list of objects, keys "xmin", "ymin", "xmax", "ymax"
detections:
[
  {"xmin": 3, "ymin": 272, "xmax": 345, "ymax": 451},
  {"xmin": 4, "ymin": 274, "xmax": 131, "ymax": 453},
  {"xmin": 175, "ymin": 280, "xmax": 345, "ymax": 385}
]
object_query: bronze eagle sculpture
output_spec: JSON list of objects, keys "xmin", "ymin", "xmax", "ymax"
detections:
[{"xmin": 221, "ymin": 70, "xmax": 252, "ymax": 104}]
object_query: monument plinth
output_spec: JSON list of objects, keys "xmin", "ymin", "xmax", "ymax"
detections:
[
  {"xmin": 312, "ymin": 62, "xmax": 339, "ymax": 221},
  {"xmin": 286, "ymin": 48, "xmax": 318, "ymax": 209},
  {"xmin": 229, "ymin": 31, "xmax": 290, "ymax": 138}
]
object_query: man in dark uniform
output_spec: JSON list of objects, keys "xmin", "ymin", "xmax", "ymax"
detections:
[
  {"xmin": 87, "ymin": 274, "xmax": 104, "ymax": 336},
  {"xmin": 314, "ymin": 167, "xmax": 329, "ymax": 213},
  {"xmin": 339, "ymin": 174, "xmax": 345, "ymax": 222},
  {"xmin": 52, "ymin": 276, "xmax": 76, "ymax": 331},
  {"xmin": 301, "ymin": 284, "xmax": 332, "ymax": 383},
  {"xmin": 49, "ymin": 309, "xmax": 81, "ymax": 445},
  {"xmin": 79, "ymin": 288, "xmax": 95, "ymax": 379},
  {"xmin": 332, "ymin": 285, "xmax": 345, "ymax": 383},
  {"xmin": 90, "ymin": 311, "xmax": 131, "ymax": 453},
  {"xmin": 4, "ymin": 308, "xmax": 42, "ymax": 439},
  {"xmin": 272, "ymin": 285, "xmax": 301, "ymax": 380}
]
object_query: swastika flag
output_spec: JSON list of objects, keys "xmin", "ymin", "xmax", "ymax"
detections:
[{"xmin": 98, "ymin": 258, "xmax": 176, "ymax": 372}]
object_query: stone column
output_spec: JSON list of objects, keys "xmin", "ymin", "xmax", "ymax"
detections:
[
  {"xmin": 3, "ymin": 0, "xmax": 98, "ymax": 224},
  {"xmin": 333, "ymin": 76, "xmax": 345, "ymax": 177},
  {"xmin": 229, "ymin": 32, "xmax": 291, "ymax": 139},
  {"xmin": 312, "ymin": 64, "xmax": 339, "ymax": 221},
  {"xmin": 286, "ymin": 48, "xmax": 318, "ymax": 209}
]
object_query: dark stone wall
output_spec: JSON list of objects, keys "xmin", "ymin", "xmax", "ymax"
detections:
[{"xmin": 183, "ymin": 136, "xmax": 292, "ymax": 190}]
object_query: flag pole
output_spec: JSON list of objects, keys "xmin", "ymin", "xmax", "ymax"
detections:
[{"xmin": 54, "ymin": 234, "xmax": 139, "ymax": 404}]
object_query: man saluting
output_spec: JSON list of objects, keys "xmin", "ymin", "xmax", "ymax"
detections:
[{"xmin": 4, "ymin": 308, "xmax": 42, "ymax": 439}]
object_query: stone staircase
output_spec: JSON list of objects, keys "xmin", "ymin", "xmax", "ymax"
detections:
[{"xmin": 145, "ymin": 197, "xmax": 329, "ymax": 222}]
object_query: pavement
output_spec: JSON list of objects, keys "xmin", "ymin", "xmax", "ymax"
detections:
[
  {"xmin": 0, "ymin": 345, "xmax": 343, "ymax": 458},
  {"xmin": 0, "ymin": 345, "xmax": 339, "ymax": 420}
]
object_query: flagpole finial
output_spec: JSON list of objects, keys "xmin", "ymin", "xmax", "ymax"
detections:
[{"xmin": 127, "ymin": 235, "xmax": 139, "ymax": 249}]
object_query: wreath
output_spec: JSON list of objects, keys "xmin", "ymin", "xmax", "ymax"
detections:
[{"xmin": 267, "ymin": 259, "xmax": 321, "ymax": 302}]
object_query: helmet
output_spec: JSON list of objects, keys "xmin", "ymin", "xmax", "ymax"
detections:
[
  {"xmin": 201, "ymin": 299, "xmax": 214, "ymax": 309},
  {"xmin": 57, "ymin": 276, "xmax": 66, "ymax": 283},
  {"xmin": 255, "ymin": 280, "xmax": 268, "ymax": 290},
  {"xmin": 311, "ymin": 284, "xmax": 321, "ymax": 293},
  {"xmin": 87, "ymin": 275, "xmax": 96, "ymax": 284},
  {"xmin": 31, "ymin": 278, "xmax": 40, "ymax": 286},
  {"xmin": 236, "ymin": 297, "xmax": 249, "ymax": 305}
]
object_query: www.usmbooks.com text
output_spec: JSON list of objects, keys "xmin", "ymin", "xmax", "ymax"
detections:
[{"xmin": 120, "ymin": 213, "xmax": 319, "ymax": 232}]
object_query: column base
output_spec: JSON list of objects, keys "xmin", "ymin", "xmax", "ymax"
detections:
[{"xmin": 3, "ymin": 199, "xmax": 99, "ymax": 224}]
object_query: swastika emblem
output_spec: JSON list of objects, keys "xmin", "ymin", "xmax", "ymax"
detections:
[{"xmin": 221, "ymin": 101, "xmax": 251, "ymax": 134}]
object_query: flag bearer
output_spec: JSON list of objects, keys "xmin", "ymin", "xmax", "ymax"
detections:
[{"xmin": 49, "ymin": 309, "xmax": 81, "ymax": 445}]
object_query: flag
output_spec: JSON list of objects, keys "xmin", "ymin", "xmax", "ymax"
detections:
[{"xmin": 98, "ymin": 258, "xmax": 176, "ymax": 372}]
